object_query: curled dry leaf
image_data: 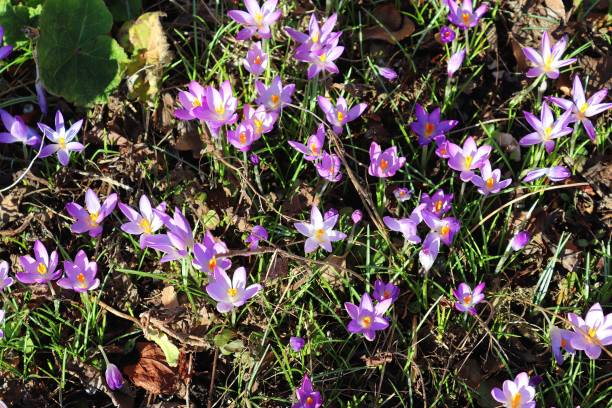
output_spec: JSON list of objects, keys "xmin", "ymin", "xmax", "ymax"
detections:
[
  {"xmin": 364, "ymin": 4, "xmax": 415, "ymax": 44},
  {"xmin": 123, "ymin": 342, "xmax": 188, "ymax": 395}
]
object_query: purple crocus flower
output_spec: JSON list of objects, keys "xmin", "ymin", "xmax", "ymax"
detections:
[
  {"xmin": 256, "ymin": 76, "xmax": 295, "ymax": 111},
  {"xmin": 65, "ymin": 189, "xmax": 118, "ymax": 238},
  {"xmin": 447, "ymin": 48, "xmax": 466, "ymax": 77},
  {"xmin": 510, "ymin": 231, "xmax": 530, "ymax": 251},
  {"xmin": 200, "ymin": 80, "xmax": 238, "ymax": 135},
  {"xmin": 434, "ymin": 136, "xmax": 451, "ymax": 158},
  {"xmin": 420, "ymin": 189, "xmax": 453, "ymax": 216},
  {"xmin": 57, "ymin": 250, "xmax": 100, "ymax": 292},
  {"xmin": 243, "ymin": 104, "xmax": 278, "ymax": 137},
  {"xmin": 422, "ymin": 210, "xmax": 460, "ymax": 246},
  {"xmin": 520, "ymin": 102, "xmax": 572, "ymax": 153},
  {"xmin": 206, "ymin": 266, "xmax": 262, "ymax": 313},
  {"xmin": 384, "ymin": 214, "xmax": 421, "ymax": 245},
  {"xmin": 315, "ymin": 151, "xmax": 342, "ymax": 182},
  {"xmin": 522, "ymin": 166, "xmax": 571, "ymax": 183},
  {"xmin": 452, "ymin": 282, "xmax": 485, "ymax": 315},
  {"xmin": 410, "ymin": 104, "xmax": 458, "ymax": 146},
  {"xmin": 522, "ymin": 32, "xmax": 576, "ymax": 79},
  {"xmin": 304, "ymin": 39, "xmax": 344, "ymax": 79},
  {"xmin": 447, "ymin": 136, "xmax": 491, "ymax": 181},
  {"xmin": 192, "ymin": 231, "xmax": 231, "ymax": 277},
  {"xmin": 345, "ymin": 292, "xmax": 392, "ymax": 341},
  {"xmin": 38, "ymin": 110, "xmax": 84, "ymax": 166},
  {"xmin": 0, "ymin": 110, "xmax": 41, "ymax": 146},
  {"xmin": 372, "ymin": 280, "xmax": 399, "ymax": 303},
  {"xmin": 17, "ymin": 240, "xmax": 61, "ymax": 284},
  {"xmin": 294, "ymin": 206, "xmax": 346, "ymax": 254},
  {"xmin": 550, "ymin": 326, "xmax": 576, "ymax": 365},
  {"xmin": 105, "ymin": 363, "xmax": 124, "ymax": 390},
  {"xmin": 286, "ymin": 13, "xmax": 341, "ymax": 58},
  {"xmin": 289, "ymin": 336, "xmax": 305, "ymax": 352},
  {"xmin": 439, "ymin": 26, "xmax": 455, "ymax": 43},
  {"xmin": 377, "ymin": 66, "xmax": 398, "ymax": 81},
  {"xmin": 351, "ymin": 210, "xmax": 362, "ymax": 224},
  {"xmin": 419, "ymin": 233, "xmax": 440, "ymax": 272},
  {"xmin": 471, "ymin": 161, "xmax": 512, "ymax": 195},
  {"xmin": 491, "ymin": 372, "xmax": 536, "ymax": 408},
  {"xmin": 323, "ymin": 208, "xmax": 338, "ymax": 221},
  {"xmin": 548, "ymin": 75, "xmax": 612, "ymax": 141},
  {"xmin": 144, "ymin": 207, "xmax": 194, "ymax": 262},
  {"xmin": 0, "ymin": 26, "xmax": 13, "ymax": 60},
  {"xmin": 174, "ymin": 81, "xmax": 207, "ymax": 121},
  {"xmin": 119, "ymin": 195, "xmax": 166, "ymax": 249},
  {"xmin": 228, "ymin": 0, "xmax": 281, "ymax": 41},
  {"xmin": 228, "ymin": 121, "xmax": 258, "ymax": 152},
  {"xmin": 289, "ymin": 123, "xmax": 326, "ymax": 161},
  {"xmin": 368, "ymin": 142, "xmax": 406, "ymax": 178},
  {"xmin": 243, "ymin": 41, "xmax": 268, "ymax": 76},
  {"xmin": 292, "ymin": 374, "xmax": 322, "ymax": 408},
  {"xmin": 393, "ymin": 187, "xmax": 412, "ymax": 202},
  {"xmin": 567, "ymin": 302, "xmax": 612, "ymax": 359},
  {"xmin": 317, "ymin": 96, "xmax": 367, "ymax": 134},
  {"xmin": 446, "ymin": 0, "xmax": 489, "ymax": 29},
  {"xmin": 246, "ymin": 225, "xmax": 268, "ymax": 250},
  {"xmin": 0, "ymin": 260, "xmax": 14, "ymax": 291}
]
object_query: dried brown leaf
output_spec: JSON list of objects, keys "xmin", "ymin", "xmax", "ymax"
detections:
[
  {"xmin": 544, "ymin": 0, "xmax": 566, "ymax": 21},
  {"xmin": 161, "ymin": 286, "xmax": 179, "ymax": 309},
  {"xmin": 364, "ymin": 4, "xmax": 415, "ymax": 44},
  {"xmin": 124, "ymin": 342, "xmax": 186, "ymax": 395}
]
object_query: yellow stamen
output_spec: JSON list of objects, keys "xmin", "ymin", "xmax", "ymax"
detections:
[
  {"xmin": 58, "ymin": 137, "xmax": 66, "ymax": 150},
  {"xmin": 192, "ymin": 98, "xmax": 202, "ymax": 108},
  {"xmin": 319, "ymin": 53, "xmax": 327, "ymax": 62},
  {"xmin": 314, "ymin": 228, "xmax": 325, "ymax": 241},
  {"xmin": 543, "ymin": 127, "xmax": 552, "ymax": 141},
  {"xmin": 463, "ymin": 295, "xmax": 472, "ymax": 305},
  {"xmin": 361, "ymin": 316, "xmax": 372, "ymax": 328},
  {"xmin": 579, "ymin": 103, "xmax": 588, "ymax": 113},
  {"xmin": 227, "ymin": 287, "xmax": 238, "ymax": 298},
  {"xmin": 588, "ymin": 327, "xmax": 597, "ymax": 339},
  {"xmin": 310, "ymin": 143, "xmax": 319, "ymax": 154},
  {"xmin": 312, "ymin": 33, "xmax": 319, "ymax": 43},
  {"xmin": 271, "ymin": 94, "xmax": 280, "ymax": 107},
  {"xmin": 435, "ymin": 200, "xmax": 443, "ymax": 212},
  {"xmin": 254, "ymin": 55, "xmax": 262, "ymax": 65},
  {"xmin": 440, "ymin": 225, "xmax": 450, "ymax": 236},
  {"xmin": 77, "ymin": 273, "xmax": 86, "ymax": 286},
  {"xmin": 462, "ymin": 12, "xmax": 470, "ymax": 24},
  {"xmin": 424, "ymin": 122, "xmax": 435, "ymax": 137},
  {"xmin": 254, "ymin": 12, "xmax": 263, "ymax": 26},
  {"xmin": 139, "ymin": 218, "xmax": 152, "ymax": 234},
  {"xmin": 486, "ymin": 177, "xmax": 494, "ymax": 189},
  {"xmin": 511, "ymin": 393, "xmax": 521, "ymax": 408},
  {"xmin": 37, "ymin": 262, "xmax": 47, "ymax": 275},
  {"xmin": 89, "ymin": 212, "xmax": 99, "ymax": 227},
  {"xmin": 380, "ymin": 159, "xmax": 389, "ymax": 170},
  {"xmin": 209, "ymin": 257, "xmax": 217, "ymax": 271},
  {"xmin": 336, "ymin": 111, "xmax": 344, "ymax": 122},
  {"xmin": 254, "ymin": 118, "xmax": 263, "ymax": 132},
  {"xmin": 464, "ymin": 156, "xmax": 472, "ymax": 168},
  {"xmin": 215, "ymin": 104, "xmax": 225, "ymax": 115}
]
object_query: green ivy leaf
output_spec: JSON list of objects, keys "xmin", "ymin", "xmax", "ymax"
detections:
[
  {"xmin": 106, "ymin": 0, "xmax": 142, "ymax": 22},
  {"xmin": 0, "ymin": 0, "xmax": 35, "ymax": 44},
  {"xmin": 37, "ymin": 0, "xmax": 127, "ymax": 106}
]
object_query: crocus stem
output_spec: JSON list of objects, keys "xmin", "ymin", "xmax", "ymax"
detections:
[
  {"xmin": 98, "ymin": 345, "xmax": 111, "ymax": 365},
  {"xmin": 420, "ymin": 145, "xmax": 428, "ymax": 171},
  {"xmin": 231, "ymin": 308, "xmax": 237, "ymax": 327},
  {"xmin": 48, "ymin": 282, "xmax": 59, "ymax": 313},
  {"xmin": 459, "ymin": 182, "xmax": 466, "ymax": 203},
  {"xmin": 464, "ymin": 28, "xmax": 470, "ymax": 55}
]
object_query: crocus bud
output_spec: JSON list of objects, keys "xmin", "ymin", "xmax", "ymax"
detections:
[
  {"xmin": 377, "ymin": 66, "xmax": 398, "ymax": 81},
  {"xmin": 249, "ymin": 153, "xmax": 260, "ymax": 165},
  {"xmin": 351, "ymin": 210, "xmax": 363, "ymax": 224},
  {"xmin": 289, "ymin": 336, "xmax": 305, "ymax": 352},
  {"xmin": 510, "ymin": 231, "xmax": 530, "ymax": 251},
  {"xmin": 447, "ymin": 48, "xmax": 466, "ymax": 77},
  {"xmin": 105, "ymin": 363, "xmax": 124, "ymax": 390},
  {"xmin": 324, "ymin": 208, "xmax": 338, "ymax": 221}
]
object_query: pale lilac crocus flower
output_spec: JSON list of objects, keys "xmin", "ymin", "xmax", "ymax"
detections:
[
  {"xmin": 292, "ymin": 374, "xmax": 323, "ymax": 408},
  {"xmin": 38, "ymin": 110, "xmax": 84, "ymax": 166},
  {"xmin": 289, "ymin": 336, "xmax": 305, "ymax": 352},
  {"xmin": 256, "ymin": 76, "xmax": 295, "ymax": 111},
  {"xmin": 423, "ymin": 211, "xmax": 460, "ymax": 246},
  {"xmin": 118, "ymin": 195, "xmax": 167, "ymax": 248},
  {"xmin": 522, "ymin": 166, "xmax": 570, "ymax": 183},
  {"xmin": 439, "ymin": 26, "xmax": 455, "ymax": 43},
  {"xmin": 228, "ymin": 122, "xmax": 258, "ymax": 152},
  {"xmin": 491, "ymin": 372, "xmax": 536, "ymax": 408},
  {"xmin": 105, "ymin": 363, "xmax": 124, "ymax": 390},
  {"xmin": 0, "ymin": 26, "xmax": 13, "ymax": 60},
  {"xmin": 377, "ymin": 66, "xmax": 398, "ymax": 81},
  {"xmin": 243, "ymin": 104, "xmax": 278, "ymax": 137},
  {"xmin": 435, "ymin": 136, "xmax": 451, "ymax": 158},
  {"xmin": 243, "ymin": 41, "xmax": 268, "ymax": 76},
  {"xmin": 57, "ymin": 250, "xmax": 100, "ymax": 292},
  {"xmin": 294, "ymin": 206, "xmax": 346, "ymax": 253},
  {"xmin": 446, "ymin": 0, "xmax": 489, "ymax": 29},
  {"xmin": 520, "ymin": 102, "xmax": 572, "ymax": 153},
  {"xmin": 200, "ymin": 80, "xmax": 238, "ymax": 135},
  {"xmin": 420, "ymin": 189, "xmax": 453, "ymax": 216},
  {"xmin": 471, "ymin": 161, "xmax": 512, "ymax": 195},
  {"xmin": 372, "ymin": 280, "xmax": 399, "ymax": 303},
  {"xmin": 228, "ymin": 0, "xmax": 281, "ymax": 41},
  {"xmin": 567, "ymin": 303, "xmax": 612, "ymax": 359},
  {"xmin": 368, "ymin": 142, "xmax": 406, "ymax": 178},
  {"xmin": 174, "ymin": 81, "xmax": 207, "ymax": 121},
  {"xmin": 550, "ymin": 326, "xmax": 576, "ymax": 365},
  {"xmin": 0, "ymin": 261, "xmax": 14, "ymax": 291},
  {"xmin": 447, "ymin": 48, "xmax": 466, "ymax": 77},
  {"xmin": 419, "ymin": 234, "xmax": 440, "ymax": 272},
  {"xmin": 286, "ymin": 13, "xmax": 341, "ymax": 58},
  {"xmin": 522, "ymin": 32, "xmax": 576, "ymax": 79},
  {"xmin": 452, "ymin": 282, "xmax": 485, "ymax": 315},
  {"xmin": 17, "ymin": 240, "xmax": 61, "ymax": 284},
  {"xmin": 206, "ymin": 266, "xmax": 262, "ymax": 313},
  {"xmin": 65, "ymin": 189, "xmax": 118, "ymax": 238},
  {"xmin": 323, "ymin": 208, "xmax": 338, "ymax": 221},
  {"xmin": 317, "ymin": 96, "xmax": 367, "ymax": 134},
  {"xmin": 288, "ymin": 123, "xmax": 325, "ymax": 161},
  {"xmin": 393, "ymin": 187, "xmax": 412, "ymax": 202},
  {"xmin": 510, "ymin": 231, "xmax": 530, "ymax": 251},
  {"xmin": 548, "ymin": 75, "xmax": 612, "ymax": 141},
  {"xmin": 315, "ymin": 151, "xmax": 342, "ymax": 182},
  {"xmin": 410, "ymin": 104, "xmax": 458, "ymax": 146},
  {"xmin": 246, "ymin": 225, "xmax": 268, "ymax": 250},
  {"xmin": 0, "ymin": 110, "xmax": 41, "ymax": 146},
  {"xmin": 447, "ymin": 136, "xmax": 491, "ymax": 181},
  {"xmin": 192, "ymin": 231, "xmax": 231, "ymax": 277},
  {"xmin": 383, "ymin": 214, "xmax": 421, "ymax": 245},
  {"xmin": 144, "ymin": 207, "xmax": 194, "ymax": 262},
  {"xmin": 345, "ymin": 292, "xmax": 392, "ymax": 341},
  {"xmin": 305, "ymin": 41, "xmax": 344, "ymax": 79}
]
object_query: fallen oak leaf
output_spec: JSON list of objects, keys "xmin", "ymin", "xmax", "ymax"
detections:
[{"xmin": 123, "ymin": 342, "xmax": 187, "ymax": 395}]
